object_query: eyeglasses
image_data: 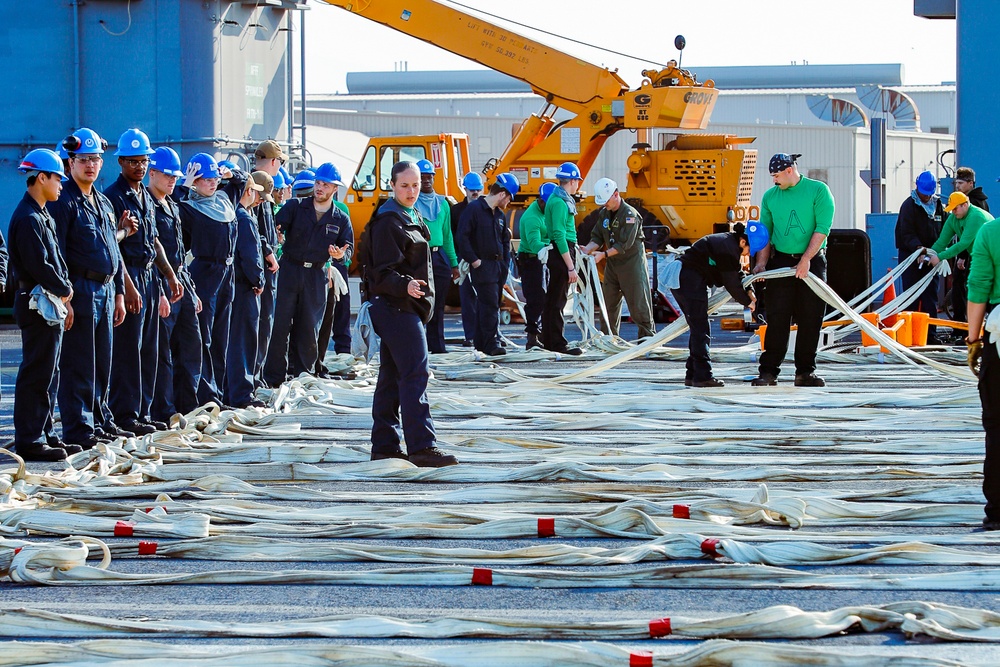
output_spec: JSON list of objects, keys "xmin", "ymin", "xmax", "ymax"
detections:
[
  {"xmin": 124, "ymin": 158, "xmax": 149, "ymax": 167},
  {"xmin": 73, "ymin": 156, "xmax": 103, "ymax": 164}
]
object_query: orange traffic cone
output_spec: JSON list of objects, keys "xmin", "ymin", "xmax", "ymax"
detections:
[{"xmin": 882, "ymin": 270, "xmax": 898, "ymax": 326}]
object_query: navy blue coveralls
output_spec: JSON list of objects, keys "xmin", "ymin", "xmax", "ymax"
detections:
[
  {"xmin": 50, "ymin": 179, "xmax": 125, "ymax": 444},
  {"xmin": 456, "ymin": 197, "xmax": 511, "ymax": 353},
  {"xmin": 179, "ymin": 196, "xmax": 237, "ymax": 406},
  {"xmin": 105, "ymin": 175, "xmax": 160, "ymax": 425},
  {"xmin": 226, "ymin": 204, "xmax": 264, "ymax": 407},
  {"xmin": 150, "ymin": 193, "xmax": 202, "ymax": 420},
  {"xmin": 264, "ymin": 197, "xmax": 351, "ymax": 385},
  {"xmin": 451, "ymin": 199, "xmax": 478, "ymax": 344},
  {"xmin": 8, "ymin": 194, "xmax": 73, "ymax": 448},
  {"xmin": 255, "ymin": 203, "xmax": 278, "ymax": 386},
  {"xmin": 314, "ymin": 204, "xmax": 354, "ymax": 370},
  {"xmin": 366, "ymin": 198, "xmax": 438, "ymax": 457},
  {"xmin": 895, "ymin": 195, "xmax": 944, "ymax": 338},
  {"xmin": 672, "ymin": 232, "xmax": 754, "ymax": 383}
]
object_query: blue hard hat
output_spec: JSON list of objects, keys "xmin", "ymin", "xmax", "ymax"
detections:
[
  {"xmin": 279, "ymin": 166, "xmax": 292, "ymax": 184},
  {"xmin": 55, "ymin": 142, "xmax": 69, "ymax": 161},
  {"xmin": 494, "ymin": 172, "xmax": 520, "ymax": 198},
  {"xmin": 186, "ymin": 153, "xmax": 219, "ymax": 180},
  {"xmin": 63, "ymin": 127, "xmax": 107, "ymax": 155},
  {"xmin": 314, "ymin": 162, "xmax": 344, "ymax": 186},
  {"xmin": 746, "ymin": 221, "xmax": 770, "ymax": 256},
  {"xmin": 114, "ymin": 128, "xmax": 154, "ymax": 157},
  {"xmin": 292, "ymin": 169, "xmax": 316, "ymax": 191},
  {"xmin": 462, "ymin": 172, "xmax": 484, "ymax": 191},
  {"xmin": 218, "ymin": 159, "xmax": 237, "ymax": 171},
  {"xmin": 272, "ymin": 170, "xmax": 286, "ymax": 190},
  {"xmin": 555, "ymin": 162, "xmax": 582, "ymax": 180},
  {"xmin": 538, "ymin": 182, "xmax": 557, "ymax": 203},
  {"xmin": 915, "ymin": 171, "xmax": 937, "ymax": 196},
  {"xmin": 149, "ymin": 147, "xmax": 184, "ymax": 178},
  {"xmin": 19, "ymin": 148, "xmax": 68, "ymax": 181},
  {"xmin": 416, "ymin": 159, "xmax": 436, "ymax": 175}
]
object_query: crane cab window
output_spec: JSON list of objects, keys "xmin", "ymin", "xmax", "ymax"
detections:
[{"xmin": 354, "ymin": 146, "xmax": 377, "ymax": 191}]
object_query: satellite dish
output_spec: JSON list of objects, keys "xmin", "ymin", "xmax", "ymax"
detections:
[
  {"xmin": 807, "ymin": 95, "xmax": 869, "ymax": 128},
  {"xmin": 856, "ymin": 85, "xmax": 921, "ymax": 131}
]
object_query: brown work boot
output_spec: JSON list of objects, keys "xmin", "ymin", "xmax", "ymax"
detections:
[{"xmin": 408, "ymin": 446, "xmax": 459, "ymax": 468}]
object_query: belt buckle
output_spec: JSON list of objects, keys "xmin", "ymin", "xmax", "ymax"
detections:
[
  {"xmin": 303, "ymin": 261, "xmax": 313, "ymax": 268},
  {"xmin": 225, "ymin": 257, "xmax": 234, "ymax": 266}
]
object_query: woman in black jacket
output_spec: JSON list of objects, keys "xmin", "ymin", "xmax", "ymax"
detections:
[
  {"xmin": 366, "ymin": 161, "xmax": 458, "ymax": 467},
  {"xmin": 673, "ymin": 222, "xmax": 768, "ymax": 387}
]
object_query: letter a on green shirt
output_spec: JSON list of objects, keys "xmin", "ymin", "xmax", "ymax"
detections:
[{"xmin": 760, "ymin": 176, "xmax": 835, "ymax": 254}]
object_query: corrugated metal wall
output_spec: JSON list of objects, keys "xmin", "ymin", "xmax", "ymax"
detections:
[
  {"xmin": 305, "ymin": 86, "xmax": 957, "ymax": 134},
  {"xmin": 304, "ymin": 111, "xmax": 954, "ymax": 230}
]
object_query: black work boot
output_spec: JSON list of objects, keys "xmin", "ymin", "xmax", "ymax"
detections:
[
  {"xmin": 13, "ymin": 443, "xmax": 70, "ymax": 462},
  {"xmin": 794, "ymin": 373, "xmax": 826, "ymax": 387},
  {"xmin": 526, "ymin": 331, "xmax": 543, "ymax": 350},
  {"xmin": 751, "ymin": 373, "xmax": 778, "ymax": 386}
]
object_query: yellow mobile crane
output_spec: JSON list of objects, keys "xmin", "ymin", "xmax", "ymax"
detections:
[{"xmin": 324, "ymin": 0, "xmax": 757, "ymax": 244}]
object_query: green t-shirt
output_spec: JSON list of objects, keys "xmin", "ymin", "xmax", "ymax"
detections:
[
  {"xmin": 518, "ymin": 201, "xmax": 550, "ymax": 255},
  {"xmin": 760, "ymin": 176, "xmax": 835, "ymax": 254},
  {"xmin": 931, "ymin": 204, "xmax": 994, "ymax": 262},
  {"xmin": 968, "ymin": 218, "xmax": 1000, "ymax": 304},
  {"xmin": 334, "ymin": 200, "xmax": 349, "ymax": 216},
  {"xmin": 545, "ymin": 193, "xmax": 577, "ymax": 255}
]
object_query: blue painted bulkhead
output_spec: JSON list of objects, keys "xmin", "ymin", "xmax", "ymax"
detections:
[{"xmin": 0, "ymin": 0, "xmax": 296, "ymax": 235}]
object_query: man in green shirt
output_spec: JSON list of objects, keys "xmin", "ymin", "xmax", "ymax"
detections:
[
  {"xmin": 968, "ymin": 218, "xmax": 1000, "ymax": 529},
  {"xmin": 966, "ymin": 216, "xmax": 1000, "ymax": 530},
  {"xmin": 415, "ymin": 159, "xmax": 460, "ymax": 353},
  {"xmin": 928, "ymin": 192, "xmax": 995, "ymax": 315},
  {"xmin": 751, "ymin": 153, "xmax": 835, "ymax": 387},
  {"xmin": 517, "ymin": 182, "xmax": 554, "ymax": 349},
  {"xmin": 583, "ymin": 177, "xmax": 655, "ymax": 339},
  {"xmin": 541, "ymin": 162, "xmax": 584, "ymax": 355}
]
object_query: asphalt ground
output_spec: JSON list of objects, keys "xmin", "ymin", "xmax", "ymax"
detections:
[{"xmin": 2, "ymin": 314, "xmax": 1000, "ymax": 665}]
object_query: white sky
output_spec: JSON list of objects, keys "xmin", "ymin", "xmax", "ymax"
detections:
[{"xmin": 300, "ymin": 0, "xmax": 957, "ymax": 94}]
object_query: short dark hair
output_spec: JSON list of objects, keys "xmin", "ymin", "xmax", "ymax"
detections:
[
  {"xmin": 956, "ymin": 166, "xmax": 976, "ymax": 183},
  {"xmin": 488, "ymin": 183, "xmax": 506, "ymax": 196},
  {"xmin": 26, "ymin": 174, "xmax": 38, "ymax": 187},
  {"xmin": 391, "ymin": 161, "xmax": 419, "ymax": 184}
]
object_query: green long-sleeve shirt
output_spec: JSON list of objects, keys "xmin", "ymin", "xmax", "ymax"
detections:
[
  {"xmin": 423, "ymin": 198, "xmax": 458, "ymax": 267},
  {"xmin": 931, "ymin": 204, "xmax": 994, "ymax": 262},
  {"xmin": 518, "ymin": 201, "xmax": 549, "ymax": 255},
  {"xmin": 759, "ymin": 176, "xmax": 835, "ymax": 254},
  {"xmin": 968, "ymin": 219, "xmax": 1000, "ymax": 304},
  {"xmin": 545, "ymin": 194, "xmax": 577, "ymax": 255}
]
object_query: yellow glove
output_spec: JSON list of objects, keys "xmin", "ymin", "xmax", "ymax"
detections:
[{"xmin": 968, "ymin": 338, "xmax": 984, "ymax": 377}]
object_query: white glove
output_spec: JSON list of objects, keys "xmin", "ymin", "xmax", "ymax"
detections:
[{"xmin": 181, "ymin": 162, "xmax": 200, "ymax": 189}]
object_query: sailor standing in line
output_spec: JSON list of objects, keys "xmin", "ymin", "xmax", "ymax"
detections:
[
  {"xmin": 50, "ymin": 128, "xmax": 130, "ymax": 450},
  {"xmin": 8, "ymin": 149, "xmax": 82, "ymax": 461},
  {"xmin": 147, "ymin": 147, "xmax": 204, "ymax": 420},
  {"xmin": 178, "ymin": 153, "xmax": 238, "ymax": 407}
]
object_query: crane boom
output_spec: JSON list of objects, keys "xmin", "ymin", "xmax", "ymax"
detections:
[
  {"xmin": 322, "ymin": 0, "xmax": 751, "ymax": 249},
  {"xmin": 321, "ymin": 0, "xmax": 629, "ymax": 111}
]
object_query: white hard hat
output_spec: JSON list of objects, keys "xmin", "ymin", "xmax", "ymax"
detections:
[{"xmin": 594, "ymin": 177, "xmax": 618, "ymax": 205}]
